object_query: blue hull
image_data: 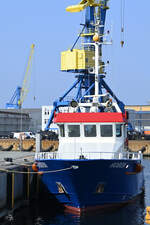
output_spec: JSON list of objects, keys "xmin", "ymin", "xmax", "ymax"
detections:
[{"xmin": 36, "ymin": 159, "xmax": 144, "ymax": 212}]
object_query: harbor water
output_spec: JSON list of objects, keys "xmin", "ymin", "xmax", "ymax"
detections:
[{"xmin": 1, "ymin": 158, "xmax": 150, "ymax": 225}]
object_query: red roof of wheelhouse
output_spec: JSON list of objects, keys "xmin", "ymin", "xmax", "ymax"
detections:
[{"xmin": 54, "ymin": 112, "xmax": 127, "ymax": 123}]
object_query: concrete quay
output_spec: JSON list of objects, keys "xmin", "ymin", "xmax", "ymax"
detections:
[{"xmin": 0, "ymin": 151, "xmax": 38, "ymax": 219}]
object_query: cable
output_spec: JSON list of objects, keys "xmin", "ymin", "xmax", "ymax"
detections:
[{"xmin": 120, "ymin": 0, "xmax": 125, "ymax": 47}]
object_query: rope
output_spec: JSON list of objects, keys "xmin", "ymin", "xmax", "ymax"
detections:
[{"xmin": 0, "ymin": 166, "xmax": 73, "ymax": 174}]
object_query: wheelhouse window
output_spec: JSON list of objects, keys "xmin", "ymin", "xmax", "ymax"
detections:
[
  {"xmin": 100, "ymin": 125, "xmax": 113, "ymax": 137},
  {"xmin": 59, "ymin": 124, "xmax": 65, "ymax": 137},
  {"xmin": 68, "ymin": 125, "xmax": 80, "ymax": 137},
  {"xmin": 84, "ymin": 125, "xmax": 96, "ymax": 137},
  {"xmin": 116, "ymin": 124, "xmax": 122, "ymax": 137}
]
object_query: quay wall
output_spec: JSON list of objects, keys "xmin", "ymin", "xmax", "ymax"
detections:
[
  {"xmin": 0, "ymin": 153, "xmax": 38, "ymax": 219},
  {"xmin": 0, "ymin": 173, "xmax": 7, "ymax": 209}
]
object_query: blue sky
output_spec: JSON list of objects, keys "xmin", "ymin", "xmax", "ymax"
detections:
[{"xmin": 0, "ymin": 0, "xmax": 150, "ymax": 108}]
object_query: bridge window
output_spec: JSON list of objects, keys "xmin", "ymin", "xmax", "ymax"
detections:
[
  {"xmin": 59, "ymin": 124, "xmax": 65, "ymax": 137},
  {"xmin": 68, "ymin": 125, "xmax": 80, "ymax": 137},
  {"xmin": 100, "ymin": 125, "xmax": 113, "ymax": 137},
  {"xmin": 116, "ymin": 124, "xmax": 122, "ymax": 137},
  {"xmin": 84, "ymin": 125, "xmax": 96, "ymax": 137}
]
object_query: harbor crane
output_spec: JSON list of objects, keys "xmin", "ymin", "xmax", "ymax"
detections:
[{"xmin": 5, "ymin": 44, "xmax": 35, "ymax": 109}]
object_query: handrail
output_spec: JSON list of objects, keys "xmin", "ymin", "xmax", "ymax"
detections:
[{"xmin": 35, "ymin": 151, "xmax": 142, "ymax": 161}]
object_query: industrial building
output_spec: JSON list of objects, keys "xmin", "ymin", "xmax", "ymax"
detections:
[
  {"xmin": 0, "ymin": 108, "xmax": 41, "ymax": 137},
  {"xmin": 125, "ymin": 105, "xmax": 150, "ymax": 132},
  {"xmin": 42, "ymin": 106, "xmax": 60, "ymax": 132},
  {"xmin": 0, "ymin": 110, "xmax": 31, "ymax": 137}
]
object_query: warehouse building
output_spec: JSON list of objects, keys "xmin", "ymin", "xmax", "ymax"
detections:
[
  {"xmin": 0, "ymin": 108, "xmax": 41, "ymax": 137},
  {"xmin": 0, "ymin": 110, "xmax": 31, "ymax": 137},
  {"xmin": 125, "ymin": 105, "xmax": 150, "ymax": 132}
]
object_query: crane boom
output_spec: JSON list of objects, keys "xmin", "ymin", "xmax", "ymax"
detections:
[
  {"xmin": 19, "ymin": 44, "xmax": 35, "ymax": 108},
  {"xmin": 66, "ymin": 0, "xmax": 108, "ymax": 13},
  {"xmin": 5, "ymin": 44, "xmax": 35, "ymax": 109}
]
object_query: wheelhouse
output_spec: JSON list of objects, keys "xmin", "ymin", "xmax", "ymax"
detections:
[{"xmin": 54, "ymin": 111, "xmax": 127, "ymax": 159}]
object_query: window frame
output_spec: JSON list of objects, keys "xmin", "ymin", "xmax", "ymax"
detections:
[
  {"xmin": 84, "ymin": 124, "xmax": 97, "ymax": 137},
  {"xmin": 67, "ymin": 124, "xmax": 81, "ymax": 138},
  {"xmin": 115, "ymin": 124, "xmax": 123, "ymax": 138},
  {"xmin": 100, "ymin": 124, "xmax": 113, "ymax": 138},
  {"xmin": 59, "ymin": 124, "xmax": 65, "ymax": 137}
]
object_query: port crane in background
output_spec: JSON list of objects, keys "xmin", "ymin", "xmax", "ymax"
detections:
[{"xmin": 5, "ymin": 44, "xmax": 35, "ymax": 109}]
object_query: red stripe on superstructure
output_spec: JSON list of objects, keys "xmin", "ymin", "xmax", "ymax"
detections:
[{"xmin": 54, "ymin": 112, "xmax": 126, "ymax": 123}]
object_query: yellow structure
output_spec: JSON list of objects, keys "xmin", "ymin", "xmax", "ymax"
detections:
[
  {"xmin": 61, "ymin": 49, "xmax": 94, "ymax": 71},
  {"xmin": 66, "ymin": 0, "xmax": 103, "ymax": 13},
  {"xmin": 18, "ymin": 44, "xmax": 35, "ymax": 108},
  {"xmin": 125, "ymin": 105, "xmax": 150, "ymax": 112},
  {"xmin": 93, "ymin": 33, "xmax": 99, "ymax": 42},
  {"xmin": 145, "ymin": 206, "xmax": 150, "ymax": 224}
]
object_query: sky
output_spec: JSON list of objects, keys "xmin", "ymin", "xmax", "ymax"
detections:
[{"xmin": 0, "ymin": 0, "xmax": 150, "ymax": 108}]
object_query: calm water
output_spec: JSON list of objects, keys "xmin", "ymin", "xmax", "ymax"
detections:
[{"xmin": 1, "ymin": 159, "xmax": 150, "ymax": 225}]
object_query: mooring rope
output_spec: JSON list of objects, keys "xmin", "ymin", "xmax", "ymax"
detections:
[{"xmin": 0, "ymin": 166, "xmax": 74, "ymax": 174}]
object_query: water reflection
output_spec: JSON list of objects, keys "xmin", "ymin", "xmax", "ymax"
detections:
[
  {"xmin": 63, "ymin": 196, "xmax": 145, "ymax": 225},
  {"xmin": 2, "ymin": 194, "xmax": 145, "ymax": 225}
]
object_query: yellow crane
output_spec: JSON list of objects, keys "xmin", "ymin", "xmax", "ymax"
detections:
[
  {"xmin": 6, "ymin": 44, "xmax": 35, "ymax": 109},
  {"xmin": 18, "ymin": 43, "xmax": 35, "ymax": 108}
]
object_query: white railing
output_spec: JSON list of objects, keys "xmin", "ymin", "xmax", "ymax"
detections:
[{"xmin": 35, "ymin": 151, "xmax": 143, "ymax": 161}]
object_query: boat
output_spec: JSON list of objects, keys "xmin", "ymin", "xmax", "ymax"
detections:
[{"xmin": 35, "ymin": 0, "xmax": 144, "ymax": 213}]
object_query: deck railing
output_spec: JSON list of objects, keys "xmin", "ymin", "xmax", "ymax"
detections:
[{"xmin": 35, "ymin": 151, "xmax": 143, "ymax": 161}]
